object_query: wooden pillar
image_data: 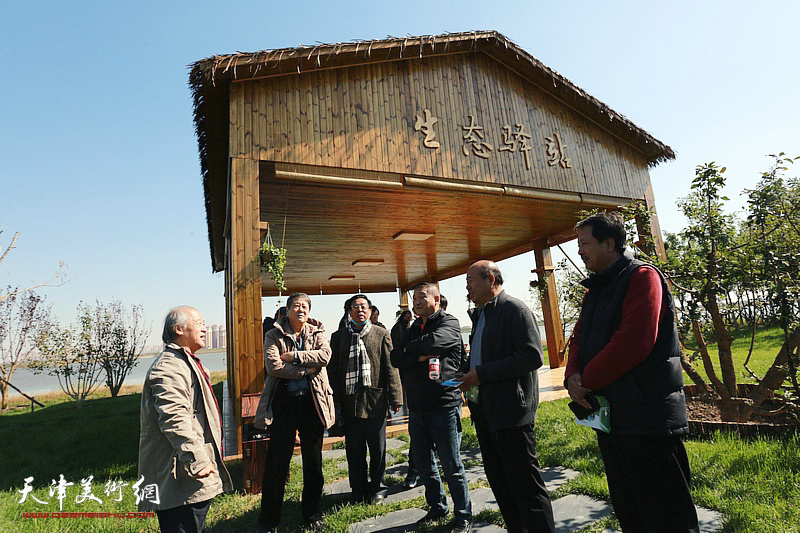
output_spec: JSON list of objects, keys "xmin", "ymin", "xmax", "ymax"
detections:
[
  {"xmin": 533, "ymin": 240, "xmax": 566, "ymax": 368},
  {"xmin": 639, "ymin": 183, "xmax": 668, "ymax": 261},
  {"xmin": 226, "ymin": 157, "xmax": 264, "ymax": 455},
  {"xmin": 399, "ymin": 288, "xmax": 410, "ymax": 311}
]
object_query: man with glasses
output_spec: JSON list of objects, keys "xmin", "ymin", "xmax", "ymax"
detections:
[
  {"xmin": 138, "ymin": 306, "xmax": 232, "ymax": 532},
  {"xmin": 329, "ymin": 294, "xmax": 402, "ymax": 504}
]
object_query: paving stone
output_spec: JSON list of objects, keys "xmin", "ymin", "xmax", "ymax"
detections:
[
  {"xmin": 381, "ymin": 482, "xmax": 426, "ymax": 504},
  {"xmin": 552, "ymin": 494, "xmax": 613, "ymax": 533},
  {"xmin": 324, "ymin": 476, "xmax": 351, "ymax": 495},
  {"xmin": 384, "ymin": 463, "xmax": 410, "ymax": 478},
  {"xmin": 471, "ymin": 523, "xmax": 506, "ymax": 532},
  {"xmin": 697, "ymin": 506, "xmax": 723, "ymax": 532},
  {"xmin": 468, "ymin": 487, "xmax": 498, "ymax": 513},
  {"xmin": 322, "ymin": 447, "xmax": 348, "ymax": 460},
  {"xmin": 587, "ymin": 504, "xmax": 722, "ymax": 533},
  {"xmin": 386, "ymin": 437, "xmax": 406, "ymax": 450},
  {"xmin": 348, "ymin": 508, "xmax": 427, "ymax": 533},
  {"xmin": 542, "ymin": 466, "xmax": 580, "ymax": 492}
]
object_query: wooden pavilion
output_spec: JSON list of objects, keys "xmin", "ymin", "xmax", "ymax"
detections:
[{"xmin": 189, "ymin": 31, "xmax": 674, "ymax": 456}]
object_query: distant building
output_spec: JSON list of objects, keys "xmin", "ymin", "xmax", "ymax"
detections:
[
  {"xmin": 205, "ymin": 324, "xmax": 226, "ymax": 349},
  {"xmin": 210, "ymin": 324, "xmax": 220, "ymax": 349}
]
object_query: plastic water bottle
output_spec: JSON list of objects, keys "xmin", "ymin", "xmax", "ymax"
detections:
[{"xmin": 428, "ymin": 357, "xmax": 440, "ymax": 380}]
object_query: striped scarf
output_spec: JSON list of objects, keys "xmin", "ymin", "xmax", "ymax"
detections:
[{"xmin": 345, "ymin": 320, "xmax": 372, "ymax": 395}]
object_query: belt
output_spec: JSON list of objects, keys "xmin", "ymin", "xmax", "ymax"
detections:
[{"xmin": 287, "ymin": 389, "xmax": 310, "ymax": 397}]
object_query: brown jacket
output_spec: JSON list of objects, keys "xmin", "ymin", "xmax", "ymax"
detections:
[
  {"xmin": 138, "ymin": 344, "xmax": 232, "ymax": 511},
  {"xmin": 330, "ymin": 325, "xmax": 403, "ymax": 419},
  {"xmin": 254, "ymin": 317, "xmax": 335, "ymax": 429}
]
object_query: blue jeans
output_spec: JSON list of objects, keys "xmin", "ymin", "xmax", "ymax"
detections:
[{"xmin": 409, "ymin": 405, "xmax": 472, "ymax": 522}]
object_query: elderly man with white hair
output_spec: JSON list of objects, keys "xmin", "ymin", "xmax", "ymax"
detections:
[{"xmin": 138, "ymin": 306, "xmax": 231, "ymax": 533}]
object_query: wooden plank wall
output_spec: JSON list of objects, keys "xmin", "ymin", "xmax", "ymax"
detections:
[
  {"xmin": 229, "ymin": 52, "xmax": 652, "ymax": 200},
  {"xmin": 229, "ymin": 158, "xmax": 264, "ymax": 401}
]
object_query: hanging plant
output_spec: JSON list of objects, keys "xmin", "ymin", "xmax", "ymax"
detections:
[{"xmin": 258, "ymin": 240, "xmax": 287, "ymax": 292}]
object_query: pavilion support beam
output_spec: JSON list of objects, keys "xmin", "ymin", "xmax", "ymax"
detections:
[
  {"xmin": 638, "ymin": 184, "xmax": 668, "ymax": 261},
  {"xmin": 226, "ymin": 157, "xmax": 264, "ymax": 455},
  {"xmin": 533, "ymin": 239, "xmax": 566, "ymax": 368}
]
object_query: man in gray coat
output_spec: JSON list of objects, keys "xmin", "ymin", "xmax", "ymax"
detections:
[
  {"xmin": 330, "ymin": 294, "xmax": 403, "ymax": 504},
  {"xmin": 138, "ymin": 306, "xmax": 231, "ymax": 532}
]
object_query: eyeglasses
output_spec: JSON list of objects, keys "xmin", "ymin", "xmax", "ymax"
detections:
[{"xmin": 350, "ymin": 304, "xmax": 370, "ymax": 311}]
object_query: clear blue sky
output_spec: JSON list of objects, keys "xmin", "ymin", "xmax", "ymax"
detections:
[{"xmin": 2, "ymin": 1, "xmax": 798, "ymax": 346}]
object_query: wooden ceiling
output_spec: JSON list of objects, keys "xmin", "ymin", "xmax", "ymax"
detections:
[{"xmin": 258, "ymin": 163, "xmax": 632, "ymax": 296}]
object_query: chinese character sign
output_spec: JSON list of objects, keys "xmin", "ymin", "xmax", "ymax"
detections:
[
  {"xmin": 462, "ymin": 115, "xmax": 494, "ymax": 159},
  {"xmin": 544, "ymin": 132, "xmax": 572, "ymax": 169},
  {"xmin": 411, "ymin": 110, "xmax": 575, "ymax": 174},
  {"xmin": 414, "ymin": 108, "xmax": 441, "ymax": 149}
]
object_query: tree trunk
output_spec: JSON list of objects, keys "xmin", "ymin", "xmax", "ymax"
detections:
[
  {"xmin": 739, "ymin": 326, "xmax": 800, "ymax": 421},
  {"xmin": 717, "ymin": 397, "xmax": 748, "ymax": 422},
  {"xmin": 704, "ymin": 294, "xmax": 737, "ymax": 397},
  {"xmin": 0, "ymin": 383, "xmax": 7, "ymax": 410},
  {"xmin": 680, "ymin": 349, "xmax": 711, "ymax": 395},
  {"xmin": 692, "ymin": 319, "xmax": 730, "ymax": 401}
]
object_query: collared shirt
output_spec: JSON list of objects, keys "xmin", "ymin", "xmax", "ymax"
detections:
[
  {"xmin": 470, "ymin": 311, "xmax": 486, "ymax": 369},
  {"xmin": 287, "ymin": 328, "xmax": 310, "ymax": 393},
  {"xmin": 182, "ymin": 346, "xmax": 223, "ymax": 454},
  {"xmin": 470, "ymin": 294, "xmax": 498, "ymax": 369}
]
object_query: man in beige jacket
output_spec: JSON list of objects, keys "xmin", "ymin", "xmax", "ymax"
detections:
[{"xmin": 138, "ymin": 306, "xmax": 232, "ymax": 532}]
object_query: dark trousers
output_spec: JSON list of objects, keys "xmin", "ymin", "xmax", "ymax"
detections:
[
  {"xmin": 596, "ymin": 432, "xmax": 699, "ymax": 533},
  {"xmin": 258, "ymin": 392, "xmax": 325, "ymax": 528},
  {"xmin": 344, "ymin": 416, "xmax": 387, "ymax": 500},
  {"xmin": 471, "ymin": 403, "xmax": 555, "ymax": 533},
  {"xmin": 156, "ymin": 499, "xmax": 212, "ymax": 533}
]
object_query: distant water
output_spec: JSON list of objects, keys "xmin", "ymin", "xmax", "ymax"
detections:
[{"xmin": 6, "ymin": 349, "xmax": 228, "ymax": 398}]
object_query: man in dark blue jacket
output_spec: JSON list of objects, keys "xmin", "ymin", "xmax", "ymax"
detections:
[
  {"xmin": 460, "ymin": 260, "xmax": 555, "ymax": 533},
  {"xmin": 391, "ymin": 282, "xmax": 472, "ymax": 533}
]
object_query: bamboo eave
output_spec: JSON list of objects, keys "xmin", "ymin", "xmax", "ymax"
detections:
[
  {"xmin": 189, "ymin": 30, "xmax": 675, "ymax": 273},
  {"xmin": 189, "ymin": 31, "xmax": 675, "ymax": 163}
]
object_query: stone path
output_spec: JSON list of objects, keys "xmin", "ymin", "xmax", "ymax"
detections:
[{"xmin": 320, "ymin": 443, "xmax": 723, "ymax": 533}]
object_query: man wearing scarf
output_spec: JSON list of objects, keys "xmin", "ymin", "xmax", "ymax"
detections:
[{"xmin": 330, "ymin": 294, "xmax": 403, "ymax": 504}]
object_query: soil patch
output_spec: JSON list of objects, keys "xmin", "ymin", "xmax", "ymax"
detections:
[{"xmin": 686, "ymin": 397, "xmax": 800, "ymax": 425}]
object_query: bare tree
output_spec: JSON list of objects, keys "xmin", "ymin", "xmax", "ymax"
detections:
[
  {"xmin": 30, "ymin": 300, "xmax": 149, "ymax": 405},
  {"xmin": 93, "ymin": 300, "xmax": 149, "ymax": 397},
  {"xmin": 31, "ymin": 319, "xmax": 105, "ymax": 408},
  {"xmin": 0, "ymin": 290, "xmax": 52, "ymax": 409},
  {"xmin": 0, "ymin": 231, "xmax": 67, "ymax": 304}
]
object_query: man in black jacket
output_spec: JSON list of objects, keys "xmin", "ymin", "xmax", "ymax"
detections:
[
  {"xmin": 391, "ymin": 282, "xmax": 472, "ymax": 533},
  {"xmin": 460, "ymin": 260, "xmax": 555, "ymax": 533}
]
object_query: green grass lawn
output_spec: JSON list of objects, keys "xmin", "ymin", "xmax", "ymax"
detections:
[
  {"xmin": 682, "ymin": 325, "xmax": 790, "ymax": 386},
  {"xmin": 2, "ymin": 358, "xmax": 800, "ymax": 532}
]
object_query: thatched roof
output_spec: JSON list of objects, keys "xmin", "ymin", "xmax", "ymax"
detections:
[{"xmin": 189, "ymin": 30, "xmax": 675, "ymax": 272}]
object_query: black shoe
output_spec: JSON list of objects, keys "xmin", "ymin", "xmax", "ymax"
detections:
[
  {"xmin": 304, "ymin": 513, "xmax": 324, "ymax": 531},
  {"xmin": 370, "ymin": 492, "xmax": 385, "ymax": 505},
  {"xmin": 258, "ymin": 526, "xmax": 275, "ymax": 533},
  {"xmin": 415, "ymin": 508, "xmax": 448, "ymax": 527},
  {"xmin": 403, "ymin": 476, "xmax": 419, "ymax": 489},
  {"xmin": 451, "ymin": 519, "xmax": 473, "ymax": 533}
]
